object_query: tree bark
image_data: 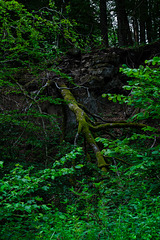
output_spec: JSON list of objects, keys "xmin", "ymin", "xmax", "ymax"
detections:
[
  {"xmin": 115, "ymin": 0, "xmax": 133, "ymax": 46},
  {"xmin": 146, "ymin": 0, "xmax": 152, "ymax": 43},
  {"xmin": 139, "ymin": 0, "xmax": 146, "ymax": 44},
  {"xmin": 133, "ymin": 17, "xmax": 139, "ymax": 44},
  {"xmin": 100, "ymin": 0, "xmax": 109, "ymax": 47},
  {"xmin": 59, "ymin": 83, "xmax": 109, "ymax": 171}
]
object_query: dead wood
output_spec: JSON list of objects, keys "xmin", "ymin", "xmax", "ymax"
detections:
[{"xmin": 58, "ymin": 82, "xmax": 159, "ymax": 171}]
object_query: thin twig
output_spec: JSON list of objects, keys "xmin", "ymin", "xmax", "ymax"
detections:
[{"xmin": 151, "ymin": 136, "xmax": 156, "ymax": 148}]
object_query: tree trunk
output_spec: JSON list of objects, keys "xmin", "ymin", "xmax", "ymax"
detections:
[
  {"xmin": 133, "ymin": 17, "xmax": 139, "ymax": 44},
  {"xmin": 145, "ymin": 0, "xmax": 152, "ymax": 43},
  {"xmin": 139, "ymin": 7, "xmax": 145, "ymax": 43},
  {"xmin": 152, "ymin": 0, "xmax": 160, "ymax": 41},
  {"xmin": 100, "ymin": 0, "xmax": 109, "ymax": 47},
  {"xmin": 140, "ymin": 21, "xmax": 145, "ymax": 44},
  {"xmin": 59, "ymin": 83, "xmax": 109, "ymax": 171},
  {"xmin": 115, "ymin": 0, "xmax": 133, "ymax": 46}
]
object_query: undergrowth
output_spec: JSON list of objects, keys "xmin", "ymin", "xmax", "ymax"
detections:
[{"xmin": 0, "ymin": 1, "xmax": 160, "ymax": 239}]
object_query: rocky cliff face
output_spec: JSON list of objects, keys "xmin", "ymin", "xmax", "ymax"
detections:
[
  {"xmin": 54, "ymin": 41, "xmax": 160, "ymax": 121},
  {"xmin": 57, "ymin": 49, "xmax": 125, "ymax": 116}
]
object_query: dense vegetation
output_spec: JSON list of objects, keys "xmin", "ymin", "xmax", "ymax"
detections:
[{"xmin": 0, "ymin": 0, "xmax": 160, "ymax": 239}]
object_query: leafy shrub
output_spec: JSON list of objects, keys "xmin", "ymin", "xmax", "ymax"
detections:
[
  {"xmin": 0, "ymin": 0, "xmax": 82, "ymax": 76},
  {"xmin": 100, "ymin": 57, "xmax": 160, "ymax": 178},
  {"xmin": 0, "ymin": 147, "xmax": 84, "ymax": 239}
]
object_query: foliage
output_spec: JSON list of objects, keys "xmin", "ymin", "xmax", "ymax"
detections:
[
  {"xmin": 100, "ymin": 57, "xmax": 160, "ymax": 190},
  {"xmin": 121, "ymin": 57, "xmax": 160, "ymax": 120},
  {"xmin": 1, "ymin": 161, "xmax": 160, "ymax": 239},
  {"xmin": 0, "ymin": 148, "xmax": 84, "ymax": 239},
  {"xmin": 0, "ymin": 1, "xmax": 160, "ymax": 239},
  {"xmin": 0, "ymin": 0, "xmax": 84, "ymax": 169},
  {"xmin": 103, "ymin": 56, "xmax": 160, "ymax": 121},
  {"xmin": 0, "ymin": 0, "xmax": 83, "ymax": 77}
]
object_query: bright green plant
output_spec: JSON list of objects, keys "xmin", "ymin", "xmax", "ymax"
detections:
[
  {"xmin": 103, "ymin": 56, "xmax": 160, "ymax": 120},
  {"xmin": 37, "ymin": 174, "xmax": 160, "ymax": 240},
  {"xmin": 1, "ymin": 146, "xmax": 160, "ymax": 239},
  {"xmin": 0, "ymin": 0, "xmax": 82, "ymax": 166},
  {"xmin": 0, "ymin": 0, "xmax": 83, "ymax": 75},
  {"xmin": 96, "ymin": 176, "xmax": 160, "ymax": 240},
  {"xmin": 95, "ymin": 57, "xmax": 160, "ymax": 234},
  {"xmin": 0, "ymin": 1, "xmax": 85, "ymax": 168},
  {"xmin": 0, "ymin": 147, "xmax": 83, "ymax": 239},
  {"xmin": 100, "ymin": 57, "xmax": 160, "ymax": 169}
]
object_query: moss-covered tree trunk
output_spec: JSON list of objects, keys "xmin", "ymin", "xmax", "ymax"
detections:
[
  {"xmin": 60, "ymin": 83, "xmax": 109, "ymax": 171},
  {"xmin": 59, "ymin": 83, "xmax": 158, "ymax": 171}
]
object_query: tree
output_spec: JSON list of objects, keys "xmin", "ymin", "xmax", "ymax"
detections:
[
  {"xmin": 100, "ymin": 0, "xmax": 109, "ymax": 46},
  {"xmin": 126, "ymin": 0, "xmax": 160, "ymax": 44},
  {"xmin": 15, "ymin": 0, "xmax": 160, "ymax": 46},
  {"xmin": 115, "ymin": 0, "xmax": 133, "ymax": 46},
  {"xmin": 139, "ymin": 0, "xmax": 147, "ymax": 43},
  {"xmin": 53, "ymin": 0, "xmax": 98, "ymax": 44}
]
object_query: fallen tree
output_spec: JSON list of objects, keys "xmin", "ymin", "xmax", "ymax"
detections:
[
  {"xmin": 58, "ymin": 82, "xmax": 159, "ymax": 171},
  {"xmin": 8, "ymin": 75, "xmax": 159, "ymax": 172},
  {"xmin": 59, "ymin": 83, "xmax": 109, "ymax": 171}
]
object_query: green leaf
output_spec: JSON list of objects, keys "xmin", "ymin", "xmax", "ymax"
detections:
[
  {"xmin": 0, "ymin": 161, "xmax": 3, "ymax": 168},
  {"xmin": 41, "ymin": 186, "xmax": 50, "ymax": 191},
  {"xmin": 102, "ymin": 93, "xmax": 107, "ymax": 98},
  {"xmin": 75, "ymin": 164, "xmax": 83, "ymax": 169},
  {"xmin": 117, "ymin": 95, "xmax": 121, "ymax": 101},
  {"xmin": 152, "ymin": 151, "xmax": 159, "ymax": 155},
  {"xmin": 24, "ymin": 205, "xmax": 32, "ymax": 213}
]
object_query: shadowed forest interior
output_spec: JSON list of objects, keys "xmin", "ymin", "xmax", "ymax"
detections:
[{"xmin": 0, "ymin": 0, "xmax": 160, "ymax": 239}]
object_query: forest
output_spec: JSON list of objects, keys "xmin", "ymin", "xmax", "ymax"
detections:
[{"xmin": 0, "ymin": 0, "xmax": 160, "ymax": 239}]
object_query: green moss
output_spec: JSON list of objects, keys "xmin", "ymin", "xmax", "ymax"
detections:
[{"xmin": 60, "ymin": 83, "xmax": 109, "ymax": 171}]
